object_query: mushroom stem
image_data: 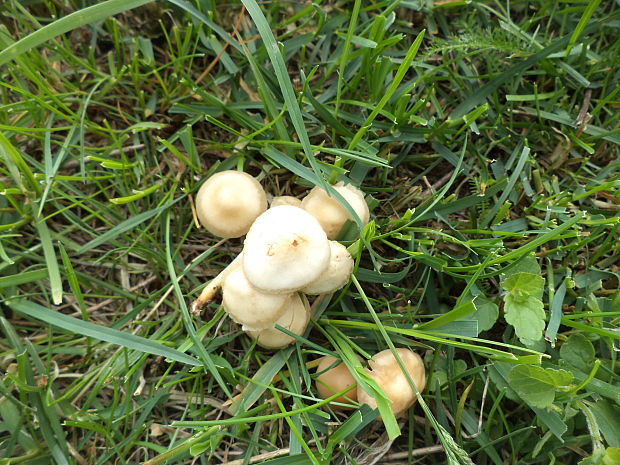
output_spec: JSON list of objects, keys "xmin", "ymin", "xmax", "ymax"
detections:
[{"xmin": 190, "ymin": 254, "xmax": 242, "ymax": 314}]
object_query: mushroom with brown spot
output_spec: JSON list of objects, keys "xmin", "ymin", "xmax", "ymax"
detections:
[{"xmin": 242, "ymin": 205, "xmax": 331, "ymax": 294}]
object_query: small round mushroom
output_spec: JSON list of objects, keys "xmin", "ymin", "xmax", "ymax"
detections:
[
  {"xmin": 302, "ymin": 241, "xmax": 354, "ymax": 295},
  {"xmin": 245, "ymin": 293, "xmax": 310, "ymax": 349},
  {"xmin": 242, "ymin": 206, "xmax": 331, "ymax": 293},
  {"xmin": 271, "ymin": 195, "xmax": 302, "ymax": 208},
  {"xmin": 301, "ymin": 181, "xmax": 370, "ymax": 239},
  {"xmin": 191, "ymin": 253, "xmax": 243, "ymax": 314},
  {"xmin": 315, "ymin": 356, "xmax": 358, "ymax": 409},
  {"xmin": 357, "ymin": 348, "xmax": 426, "ymax": 417},
  {"xmin": 221, "ymin": 262, "xmax": 291, "ymax": 330},
  {"xmin": 195, "ymin": 170, "xmax": 267, "ymax": 238}
]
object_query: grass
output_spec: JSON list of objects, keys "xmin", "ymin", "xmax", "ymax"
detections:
[{"xmin": 0, "ymin": 0, "xmax": 619, "ymax": 464}]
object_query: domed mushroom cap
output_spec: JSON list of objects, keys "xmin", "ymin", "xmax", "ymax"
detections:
[
  {"xmin": 301, "ymin": 181, "xmax": 369, "ymax": 239},
  {"xmin": 302, "ymin": 241, "xmax": 354, "ymax": 295},
  {"xmin": 245, "ymin": 293, "xmax": 310, "ymax": 349},
  {"xmin": 222, "ymin": 262, "xmax": 291, "ymax": 330},
  {"xmin": 195, "ymin": 170, "xmax": 268, "ymax": 238},
  {"xmin": 271, "ymin": 195, "xmax": 302, "ymax": 208},
  {"xmin": 315, "ymin": 356, "xmax": 358, "ymax": 409},
  {"xmin": 357, "ymin": 348, "xmax": 426, "ymax": 417},
  {"xmin": 242, "ymin": 206, "xmax": 331, "ymax": 293}
]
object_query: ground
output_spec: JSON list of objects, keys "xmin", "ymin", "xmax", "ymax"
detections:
[{"xmin": 0, "ymin": 1, "xmax": 619, "ymax": 464}]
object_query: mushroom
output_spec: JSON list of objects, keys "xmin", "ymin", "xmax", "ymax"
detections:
[
  {"xmin": 195, "ymin": 170, "xmax": 267, "ymax": 238},
  {"xmin": 302, "ymin": 241, "xmax": 354, "ymax": 295},
  {"xmin": 357, "ymin": 348, "xmax": 426, "ymax": 417},
  {"xmin": 271, "ymin": 195, "xmax": 302, "ymax": 208},
  {"xmin": 245, "ymin": 293, "xmax": 310, "ymax": 349},
  {"xmin": 242, "ymin": 205, "xmax": 331, "ymax": 294},
  {"xmin": 191, "ymin": 253, "xmax": 242, "ymax": 314},
  {"xmin": 301, "ymin": 181, "xmax": 370, "ymax": 239},
  {"xmin": 221, "ymin": 262, "xmax": 291, "ymax": 329},
  {"xmin": 315, "ymin": 356, "xmax": 358, "ymax": 409}
]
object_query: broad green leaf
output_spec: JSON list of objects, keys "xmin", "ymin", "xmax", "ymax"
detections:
[
  {"xmin": 560, "ymin": 334, "xmax": 595, "ymax": 373},
  {"xmin": 502, "ymin": 255, "xmax": 541, "ymax": 279},
  {"xmin": 504, "ymin": 294, "xmax": 545, "ymax": 343},
  {"xmin": 508, "ymin": 365, "xmax": 573, "ymax": 409},
  {"xmin": 603, "ymin": 448, "xmax": 620, "ymax": 465},
  {"xmin": 469, "ymin": 295, "xmax": 499, "ymax": 332},
  {"xmin": 503, "ymin": 272, "xmax": 545, "ymax": 301}
]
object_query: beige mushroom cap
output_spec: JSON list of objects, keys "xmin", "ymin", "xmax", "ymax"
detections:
[
  {"xmin": 242, "ymin": 206, "xmax": 331, "ymax": 293},
  {"xmin": 222, "ymin": 262, "xmax": 291, "ymax": 330},
  {"xmin": 302, "ymin": 241, "xmax": 354, "ymax": 295},
  {"xmin": 271, "ymin": 195, "xmax": 302, "ymax": 208},
  {"xmin": 357, "ymin": 348, "xmax": 426, "ymax": 417},
  {"xmin": 301, "ymin": 181, "xmax": 370, "ymax": 239},
  {"xmin": 315, "ymin": 356, "xmax": 358, "ymax": 409},
  {"xmin": 195, "ymin": 170, "xmax": 268, "ymax": 238},
  {"xmin": 245, "ymin": 293, "xmax": 310, "ymax": 349}
]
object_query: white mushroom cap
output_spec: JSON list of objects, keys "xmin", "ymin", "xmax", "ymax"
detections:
[
  {"xmin": 301, "ymin": 181, "xmax": 370, "ymax": 239},
  {"xmin": 222, "ymin": 262, "xmax": 291, "ymax": 330},
  {"xmin": 357, "ymin": 348, "xmax": 426, "ymax": 417},
  {"xmin": 195, "ymin": 170, "xmax": 268, "ymax": 238},
  {"xmin": 242, "ymin": 206, "xmax": 331, "ymax": 293},
  {"xmin": 302, "ymin": 241, "xmax": 354, "ymax": 295},
  {"xmin": 270, "ymin": 195, "xmax": 302, "ymax": 208},
  {"xmin": 315, "ymin": 355, "xmax": 358, "ymax": 409},
  {"xmin": 245, "ymin": 293, "xmax": 310, "ymax": 349}
]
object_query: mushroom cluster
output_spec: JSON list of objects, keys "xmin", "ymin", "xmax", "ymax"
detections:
[
  {"xmin": 192, "ymin": 170, "xmax": 368, "ymax": 349},
  {"xmin": 315, "ymin": 348, "xmax": 426, "ymax": 417}
]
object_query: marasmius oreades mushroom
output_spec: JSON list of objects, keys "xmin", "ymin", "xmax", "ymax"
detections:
[
  {"xmin": 245, "ymin": 293, "xmax": 310, "ymax": 349},
  {"xmin": 302, "ymin": 241, "xmax": 354, "ymax": 295},
  {"xmin": 270, "ymin": 195, "xmax": 302, "ymax": 208},
  {"xmin": 242, "ymin": 205, "xmax": 331, "ymax": 293},
  {"xmin": 301, "ymin": 181, "xmax": 369, "ymax": 239},
  {"xmin": 314, "ymin": 355, "xmax": 358, "ymax": 410},
  {"xmin": 357, "ymin": 348, "xmax": 426, "ymax": 417},
  {"xmin": 221, "ymin": 262, "xmax": 291, "ymax": 330},
  {"xmin": 191, "ymin": 204, "xmax": 331, "ymax": 314},
  {"xmin": 195, "ymin": 170, "xmax": 267, "ymax": 238}
]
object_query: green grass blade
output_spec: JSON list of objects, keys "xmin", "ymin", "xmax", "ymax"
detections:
[
  {"xmin": 566, "ymin": 0, "xmax": 602, "ymax": 57},
  {"xmin": 240, "ymin": 0, "xmax": 325, "ymax": 188},
  {"xmin": 163, "ymin": 211, "xmax": 232, "ymax": 398},
  {"xmin": 335, "ymin": 0, "xmax": 362, "ymax": 116},
  {"xmin": 34, "ymin": 216, "xmax": 63, "ymax": 305},
  {"xmin": 8, "ymin": 300, "xmax": 202, "ymax": 366},
  {"xmin": 76, "ymin": 198, "xmax": 179, "ymax": 254},
  {"xmin": 0, "ymin": 0, "xmax": 154, "ymax": 66},
  {"xmin": 348, "ymin": 30, "xmax": 425, "ymax": 150},
  {"xmin": 450, "ymin": 11, "xmax": 619, "ymax": 119},
  {"xmin": 0, "ymin": 269, "xmax": 48, "ymax": 288}
]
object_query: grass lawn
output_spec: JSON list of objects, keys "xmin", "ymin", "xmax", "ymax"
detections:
[{"xmin": 1, "ymin": 0, "xmax": 619, "ymax": 464}]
